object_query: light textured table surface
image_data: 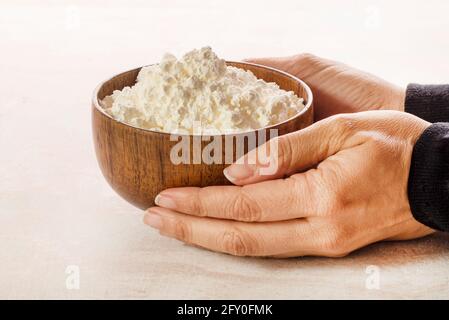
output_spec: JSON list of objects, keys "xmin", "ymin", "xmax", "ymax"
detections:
[{"xmin": 1, "ymin": 0, "xmax": 449, "ymax": 299}]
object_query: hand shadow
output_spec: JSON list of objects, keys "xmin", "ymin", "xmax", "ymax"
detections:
[{"xmin": 249, "ymin": 232, "xmax": 449, "ymax": 269}]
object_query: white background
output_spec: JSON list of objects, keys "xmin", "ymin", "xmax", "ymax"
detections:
[{"xmin": 1, "ymin": 0, "xmax": 449, "ymax": 299}]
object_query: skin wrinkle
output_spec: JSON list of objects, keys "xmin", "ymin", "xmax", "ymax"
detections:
[
  {"xmin": 290, "ymin": 170, "xmax": 325, "ymax": 216},
  {"xmin": 282, "ymin": 178, "xmax": 304, "ymax": 218},
  {"xmin": 292, "ymin": 54, "xmax": 328, "ymax": 80},
  {"xmin": 174, "ymin": 219, "xmax": 191, "ymax": 243},
  {"xmin": 229, "ymin": 187, "xmax": 262, "ymax": 222},
  {"xmin": 196, "ymin": 187, "xmax": 212, "ymax": 217},
  {"xmin": 277, "ymin": 135, "xmax": 296, "ymax": 175},
  {"xmin": 218, "ymin": 227, "xmax": 260, "ymax": 256}
]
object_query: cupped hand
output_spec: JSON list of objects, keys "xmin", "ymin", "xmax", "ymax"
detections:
[
  {"xmin": 245, "ymin": 54, "xmax": 405, "ymax": 120},
  {"xmin": 144, "ymin": 111, "xmax": 434, "ymax": 258}
]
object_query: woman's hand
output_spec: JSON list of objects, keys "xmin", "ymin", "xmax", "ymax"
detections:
[
  {"xmin": 144, "ymin": 111, "xmax": 434, "ymax": 258},
  {"xmin": 245, "ymin": 54, "xmax": 405, "ymax": 120}
]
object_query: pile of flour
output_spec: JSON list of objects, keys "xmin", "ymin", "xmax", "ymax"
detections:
[{"xmin": 101, "ymin": 47, "xmax": 305, "ymax": 134}]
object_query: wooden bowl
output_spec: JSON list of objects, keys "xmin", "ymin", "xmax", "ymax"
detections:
[{"xmin": 92, "ymin": 62, "xmax": 314, "ymax": 209}]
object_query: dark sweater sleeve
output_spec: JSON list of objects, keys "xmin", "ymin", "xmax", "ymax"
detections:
[
  {"xmin": 406, "ymin": 84, "xmax": 449, "ymax": 232},
  {"xmin": 405, "ymin": 84, "xmax": 449, "ymax": 122}
]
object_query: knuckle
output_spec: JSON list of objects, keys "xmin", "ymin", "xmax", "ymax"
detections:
[
  {"xmin": 320, "ymin": 225, "xmax": 352, "ymax": 257},
  {"xmin": 360, "ymin": 132, "xmax": 400, "ymax": 161},
  {"xmin": 218, "ymin": 229, "xmax": 258, "ymax": 256},
  {"xmin": 368, "ymin": 134, "xmax": 391, "ymax": 152},
  {"xmin": 290, "ymin": 172, "xmax": 319, "ymax": 211},
  {"xmin": 228, "ymin": 189, "xmax": 262, "ymax": 222},
  {"xmin": 326, "ymin": 249, "xmax": 350, "ymax": 258},
  {"xmin": 173, "ymin": 220, "xmax": 192, "ymax": 243},
  {"xmin": 195, "ymin": 188, "xmax": 209, "ymax": 217},
  {"xmin": 295, "ymin": 52, "xmax": 317, "ymax": 63},
  {"xmin": 312, "ymin": 171, "xmax": 345, "ymax": 217},
  {"xmin": 331, "ymin": 114, "xmax": 358, "ymax": 134},
  {"xmin": 325, "ymin": 191, "xmax": 345, "ymax": 215}
]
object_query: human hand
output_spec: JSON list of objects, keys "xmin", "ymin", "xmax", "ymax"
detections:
[
  {"xmin": 144, "ymin": 111, "xmax": 434, "ymax": 258},
  {"xmin": 245, "ymin": 54, "xmax": 405, "ymax": 120}
]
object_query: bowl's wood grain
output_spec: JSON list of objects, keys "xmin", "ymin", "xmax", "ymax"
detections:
[{"xmin": 92, "ymin": 62, "xmax": 313, "ymax": 209}]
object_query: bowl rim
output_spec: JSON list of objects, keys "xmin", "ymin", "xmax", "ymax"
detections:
[{"xmin": 92, "ymin": 61, "xmax": 313, "ymax": 137}]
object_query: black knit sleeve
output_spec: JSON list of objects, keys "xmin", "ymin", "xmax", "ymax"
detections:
[
  {"xmin": 405, "ymin": 84, "xmax": 449, "ymax": 122},
  {"xmin": 406, "ymin": 84, "xmax": 449, "ymax": 231},
  {"xmin": 408, "ymin": 123, "xmax": 449, "ymax": 231}
]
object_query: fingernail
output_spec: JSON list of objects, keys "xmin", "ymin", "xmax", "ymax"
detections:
[
  {"xmin": 144, "ymin": 211, "xmax": 163, "ymax": 229},
  {"xmin": 223, "ymin": 164, "xmax": 255, "ymax": 182},
  {"xmin": 155, "ymin": 193, "xmax": 177, "ymax": 209}
]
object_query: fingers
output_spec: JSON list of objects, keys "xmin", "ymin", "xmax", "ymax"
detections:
[
  {"xmin": 155, "ymin": 171, "xmax": 323, "ymax": 222},
  {"xmin": 244, "ymin": 53, "xmax": 325, "ymax": 72},
  {"xmin": 143, "ymin": 206, "xmax": 319, "ymax": 257},
  {"xmin": 244, "ymin": 53, "xmax": 334, "ymax": 80},
  {"xmin": 244, "ymin": 56, "xmax": 297, "ymax": 71},
  {"xmin": 245, "ymin": 54, "xmax": 406, "ymax": 119},
  {"xmin": 223, "ymin": 114, "xmax": 364, "ymax": 185}
]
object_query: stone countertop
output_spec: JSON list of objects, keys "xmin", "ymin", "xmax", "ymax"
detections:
[{"xmin": 1, "ymin": 0, "xmax": 449, "ymax": 299}]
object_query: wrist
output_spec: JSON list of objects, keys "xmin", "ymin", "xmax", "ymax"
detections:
[{"xmin": 381, "ymin": 86, "xmax": 405, "ymax": 111}]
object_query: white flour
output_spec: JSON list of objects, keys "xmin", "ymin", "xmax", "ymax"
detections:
[{"xmin": 101, "ymin": 47, "xmax": 304, "ymax": 134}]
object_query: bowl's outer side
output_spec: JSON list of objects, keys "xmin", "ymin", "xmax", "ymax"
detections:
[{"xmin": 92, "ymin": 62, "xmax": 314, "ymax": 209}]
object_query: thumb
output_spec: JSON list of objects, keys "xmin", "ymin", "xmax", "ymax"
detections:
[{"xmin": 223, "ymin": 114, "xmax": 362, "ymax": 185}]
